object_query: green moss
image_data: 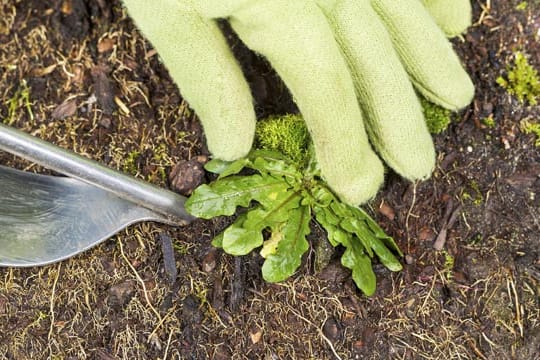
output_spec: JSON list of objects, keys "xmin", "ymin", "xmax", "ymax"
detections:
[
  {"xmin": 482, "ymin": 115, "xmax": 496, "ymax": 128},
  {"xmin": 4, "ymin": 79, "xmax": 33, "ymax": 125},
  {"xmin": 520, "ymin": 119, "xmax": 540, "ymax": 147},
  {"xmin": 461, "ymin": 180, "xmax": 483, "ymax": 206},
  {"xmin": 420, "ymin": 97, "xmax": 452, "ymax": 134},
  {"xmin": 515, "ymin": 1, "xmax": 527, "ymax": 10},
  {"xmin": 255, "ymin": 114, "xmax": 310, "ymax": 166},
  {"xmin": 496, "ymin": 52, "xmax": 540, "ymax": 105},
  {"xmin": 123, "ymin": 150, "xmax": 141, "ymax": 175}
]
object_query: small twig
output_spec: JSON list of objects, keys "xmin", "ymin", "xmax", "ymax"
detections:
[
  {"xmin": 286, "ymin": 305, "xmax": 342, "ymax": 360},
  {"xmin": 433, "ymin": 199, "xmax": 461, "ymax": 250},
  {"xmin": 507, "ymin": 272, "xmax": 523, "ymax": 337},
  {"xmin": 467, "ymin": 338, "xmax": 488, "ymax": 360},
  {"xmin": 405, "ymin": 182, "xmax": 418, "ymax": 253},
  {"xmin": 162, "ymin": 328, "xmax": 174, "ymax": 360},
  {"xmin": 48, "ymin": 263, "xmax": 61, "ymax": 358},
  {"xmin": 118, "ymin": 239, "xmax": 162, "ymax": 323},
  {"xmin": 159, "ymin": 232, "xmax": 177, "ymax": 286}
]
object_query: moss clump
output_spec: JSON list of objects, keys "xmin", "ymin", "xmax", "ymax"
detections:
[
  {"xmin": 520, "ymin": 119, "xmax": 540, "ymax": 147},
  {"xmin": 515, "ymin": 1, "xmax": 527, "ymax": 10},
  {"xmin": 255, "ymin": 114, "xmax": 310, "ymax": 166},
  {"xmin": 496, "ymin": 52, "xmax": 540, "ymax": 105},
  {"xmin": 420, "ymin": 97, "xmax": 452, "ymax": 134},
  {"xmin": 5, "ymin": 79, "xmax": 33, "ymax": 125},
  {"xmin": 482, "ymin": 115, "xmax": 496, "ymax": 128}
]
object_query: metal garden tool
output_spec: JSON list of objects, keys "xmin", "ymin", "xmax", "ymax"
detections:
[{"xmin": 0, "ymin": 123, "xmax": 194, "ymax": 267}]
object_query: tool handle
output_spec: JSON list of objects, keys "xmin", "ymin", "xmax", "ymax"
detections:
[{"xmin": 0, "ymin": 123, "xmax": 194, "ymax": 225}]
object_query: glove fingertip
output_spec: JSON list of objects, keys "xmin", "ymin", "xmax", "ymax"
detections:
[
  {"xmin": 323, "ymin": 154, "xmax": 386, "ymax": 206},
  {"xmin": 422, "ymin": 0, "xmax": 472, "ymax": 37}
]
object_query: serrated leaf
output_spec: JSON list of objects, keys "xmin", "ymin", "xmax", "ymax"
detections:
[
  {"xmin": 243, "ymin": 191, "xmax": 301, "ymax": 229},
  {"xmin": 185, "ymin": 175, "xmax": 288, "ymax": 218},
  {"xmin": 262, "ymin": 206, "xmax": 311, "ymax": 283},
  {"xmin": 222, "ymin": 192, "xmax": 301, "ymax": 256},
  {"xmin": 251, "ymin": 156, "xmax": 301, "ymax": 182},
  {"xmin": 260, "ymin": 223, "xmax": 284, "ymax": 258}
]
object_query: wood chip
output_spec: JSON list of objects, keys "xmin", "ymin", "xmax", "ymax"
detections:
[
  {"xmin": 159, "ymin": 233, "xmax": 177, "ymax": 286},
  {"xmin": 97, "ymin": 37, "xmax": 115, "ymax": 53},
  {"xmin": 51, "ymin": 98, "xmax": 77, "ymax": 120},
  {"xmin": 378, "ymin": 201, "xmax": 395, "ymax": 221}
]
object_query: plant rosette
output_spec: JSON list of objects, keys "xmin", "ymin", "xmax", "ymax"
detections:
[{"xmin": 185, "ymin": 148, "xmax": 403, "ymax": 296}]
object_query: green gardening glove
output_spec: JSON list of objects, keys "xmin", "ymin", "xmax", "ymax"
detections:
[{"xmin": 122, "ymin": 0, "xmax": 474, "ymax": 205}]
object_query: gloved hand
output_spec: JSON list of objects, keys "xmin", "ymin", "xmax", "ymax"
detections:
[{"xmin": 122, "ymin": 0, "xmax": 474, "ymax": 205}]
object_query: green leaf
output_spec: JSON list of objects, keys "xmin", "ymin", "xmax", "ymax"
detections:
[
  {"xmin": 250, "ymin": 154, "xmax": 301, "ymax": 182},
  {"xmin": 222, "ymin": 192, "xmax": 301, "ymax": 256},
  {"xmin": 204, "ymin": 159, "xmax": 231, "ymax": 174},
  {"xmin": 245, "ymin": 191, "xmax": 301, "ymax": 226},
  {"xmin": 212, "ymin": 213, "xmax": 248, "ymax": 248},
  {"xmin": 248, "ymin": 149, "xmax": 291, "ymax": 162},
  {"xmin": 212, "ymin": 232, "xmax": 224, "ymax": 248},
  {"xmin": 262, "ymin": 206, "xmax": 311, "ymax": 283},
  {"xmin": 355, "ymin": 207, "xmax": 403, "ymax": 256},
  {"xmin": 218, "ymin": 158, "xmax": 252, "ymax": 178},
  {"xmin": 341, "ymin": 218, "xmax": 374, "ymax": 257},
  {"xmin": 311, "ymin": 186, "xmax": 334, "ymax": 207},
  {"xmin": 314, "ymin": 206, "xmax": 349, "ymax": 247},
  {"xmin": 213, "ymin": 212, "xmax": 266, "ymax": 255},
  {"xmin": 185, "ymin": 175, "xmax": 288, "ymax": 218},
  {"xmin": 341, "ymin": 217, "xmax": 402, "ymax": 272},
  {"xmin": 330, "ymin": 201, "xmax": 353, "ymax": 219},
  {"xmin": 222, "ymin": 225, "xmax": 263, "ymax": 256},
  {"xmin": 341, "ymin": 242, "xmax": 376, "ymax": 296},
  {"xmin": 367, "ymin": 237, "xmax": 402, "ymax": 272}
]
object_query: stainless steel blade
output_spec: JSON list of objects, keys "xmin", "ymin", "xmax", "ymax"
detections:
[{"xmin": 0, "ymin": 165, "xmax": 173, "ymax": 266}]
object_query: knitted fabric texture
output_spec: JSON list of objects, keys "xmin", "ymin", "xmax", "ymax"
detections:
[
  {"xmin": 123, "ymin": 0, "xmax": 473, "ymax": 205},
  {"xmin": 421, "ymin": 0, "xmax": 472, "ymax": 37}
]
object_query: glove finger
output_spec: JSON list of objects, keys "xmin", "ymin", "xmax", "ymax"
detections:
[
  {"xmin": 420, "ymin": 0, "xmax": 472, "ymax": 37},
  {"xmin": 371, "ymin": 0, "xmax": 474, "ymax": 110},
  {"xmin": 318, "ymin": 0, "xmax": 435, "ymax": 181},
  {"xmin": 123, "ymin": 0, "xmax": 255, "ymax": 161},
  {"xmin": 230, "ymin": 0, "xmax": 384, "ymax": 205}
]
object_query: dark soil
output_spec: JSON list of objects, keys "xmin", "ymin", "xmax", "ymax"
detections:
[{"xmin": 0, "ymin": 1, "xmax": 539, "ymax": 359}]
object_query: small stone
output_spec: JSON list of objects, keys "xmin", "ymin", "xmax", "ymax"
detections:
[
  {"xmin": 201, "ymin": 248, "xmax": 218, "ymax": 273},
  {"xmin": 322, "ymin": 317, "xmax": 342, "ymax": 342},
  {"xmin": 97, "ymin": 37, "xmax": 115, "ymax": 53},
  {"xmin": 99, "ymin": 115, "xmax": 112, "ymax": 129},
  {"xmin": 249, "ymin": 328, "xmax": 263, "ymax": 344},
  {"xmin": 418, "ymin": 227, "xmax": 435, "ymax": 241},
  {"xmin": 108, "ymin": 280, "xmax": 135, "ymax": 309},
  {"xmin": 405, "ymin": 254, "xmax": 414, "ymax": 265},
  {"xmin": 169, "ymin": 159, "xmax": 205, "ymax": 195}
]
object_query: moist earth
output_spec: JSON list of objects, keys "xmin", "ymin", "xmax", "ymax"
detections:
[{"xmin": 0, "ymin": 1, "xmax": 539, "ymax": 359}]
